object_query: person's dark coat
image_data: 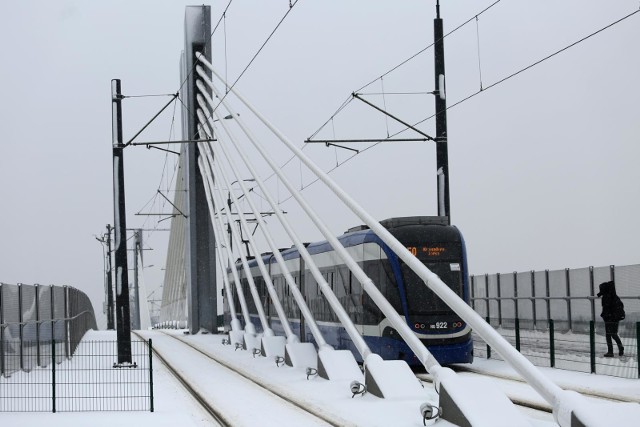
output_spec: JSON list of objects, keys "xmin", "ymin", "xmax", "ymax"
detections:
[{"xmin": 597, "ymin": 281, "xmax": 625, "ymax": 322}]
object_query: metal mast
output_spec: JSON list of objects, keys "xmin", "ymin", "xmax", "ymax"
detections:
[
  {"xmin": 105, "ymin": 224, "xmax": 115, "ymax": 330},
  {"xmin": 434, "ymin": 0, "xmax": 450, "ymax": 223},
  {"xmin": 111, "ymin": 79, "xmax": 132, "ymax": 363}
]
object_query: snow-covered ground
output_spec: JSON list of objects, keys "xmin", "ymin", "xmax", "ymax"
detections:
[{"xmin": 2, "ymin": 330, "xmax": 639, "ymax": 426}]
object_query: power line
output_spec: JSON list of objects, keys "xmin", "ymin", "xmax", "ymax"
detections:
[
  {"xmin": 353, "ymin": 0, "xmax": 503, "ymax": 94},
  {"xmin": 278, "ymin": 7, "xmax": 640, "ymax": 202},
  {"xmin": 389, "ymin": 7, "xmax": 640, "ymax": 138},
  {"xmin": 203, "ymin": 0, "xmax": 302, "ymax": 120},
  {"xmin": 307, "ymin": 0, "xmax": 504, "ymax": 143}
]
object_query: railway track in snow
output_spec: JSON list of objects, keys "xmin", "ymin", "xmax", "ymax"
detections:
[
  {"xmin": 132, "ymin": 331, "xmax": 227, "ymax": 426},
  {"xmin": 416, "ymin": 364, "xmax": 640, "ymax": 415},
  {"xmin": 135, "ymin": 331, "xmax": 342, "ymax": 427}
]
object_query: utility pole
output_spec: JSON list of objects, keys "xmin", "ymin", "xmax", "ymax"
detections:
[
  {"xmin": 105, "ymin": 224, "xmax": 115, "ymax": 330},
  {"xmin": 132, "ymin": 229, "xmax": 142, "ymax": 330},
  {"xmin": 111, "ymin": 79, "xmax": 132, "ymax": 364},
  {"xmin": 434, "ymin": 0, "xmax": 451, "ymax": 224}
]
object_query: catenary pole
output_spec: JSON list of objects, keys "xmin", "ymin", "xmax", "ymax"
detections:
[{"xmin": 111, "ymin": 79, "xmax": 132, "ymax": 363}]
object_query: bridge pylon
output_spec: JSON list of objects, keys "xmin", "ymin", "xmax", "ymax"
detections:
[{"xmin": 163, "ymin": 5, "xmax": 217, "ymax": 334}]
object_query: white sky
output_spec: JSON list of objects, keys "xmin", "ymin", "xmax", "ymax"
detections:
[{"xmin": 1, "ymin": 1, "xmax": 638, "ymax": 329}]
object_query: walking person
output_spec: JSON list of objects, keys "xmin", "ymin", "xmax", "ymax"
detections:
[{"xmin": 597, "ymin": 280, "xmax": 625, "ymax": 357}]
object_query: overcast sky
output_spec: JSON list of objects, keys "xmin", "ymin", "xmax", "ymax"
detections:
[{"xmin": 1, "ymin": 1, "xmax": 638, "ymax": 328}]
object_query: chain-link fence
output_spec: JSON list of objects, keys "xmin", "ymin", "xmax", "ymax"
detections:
[
  {"xmin": 0, "ymin": 283, "xmax": 97, "ymax": 378},
  {"xmin": 470, "ymin": 264, "xmax": 640, "ymax": 378}
]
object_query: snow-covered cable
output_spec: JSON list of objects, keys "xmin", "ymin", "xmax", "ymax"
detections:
[
  {"xmin": 197, "ymin": 128, "xmax": 297, "ymax": 343},
  {"xmin": 196, "ymin": 75, "xmax": 377, "ymax": 360},
  {"xmin": 195, "ymin": 96, "xmax": 329, "ymax": 349},
  {"xmin": 214, "ymin": 239, "xmax": 240, "ymax": 328},
  {"xmin": 198, "ymin": 55, "xmax": 566, "ymax": 406},
  {"xmin": 198, "ymin": 112, "xmax": 282, "ymax": 338},
  {"xmin": 199, "ymin": 146, "xmax": 273, "ymax": 337},
  {"xmin": 196, "ymin": 153, "xmax": 254, "ymax": 334}
]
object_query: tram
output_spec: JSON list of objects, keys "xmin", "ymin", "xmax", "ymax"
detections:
[{"xmin": 225, "ymin": 216, "xmax": 473, "ymax": 366}]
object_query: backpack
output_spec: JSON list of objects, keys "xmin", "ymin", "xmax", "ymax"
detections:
[{"xmin": 615, "ymin": 297, "xmax": 626, "ymax": 321}]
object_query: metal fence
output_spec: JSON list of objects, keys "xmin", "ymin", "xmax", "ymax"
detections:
[
  {"xmin": 0, "ymin": 283, "xmax": 97, "ymax": 378},
  {"xmin": 0, "ymin": 339, "xmax": 153, "ymax": 412},
  {"xmin": 470, "ymin": 264, "xmax": 640, "ymax": 378}
]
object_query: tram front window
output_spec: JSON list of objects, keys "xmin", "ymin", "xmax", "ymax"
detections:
[{"xmin": 402, "ymin": 262, "xmax": 462, "ymax": 315}]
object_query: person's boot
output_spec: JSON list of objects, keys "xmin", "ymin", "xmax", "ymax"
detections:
[
  {"xmin": 619, "ymin": 347, "xmax": 624, "ymax": 356},
  {"xmin": 604, "ymin": 352, "xmax": 614, "ymax": 357}
]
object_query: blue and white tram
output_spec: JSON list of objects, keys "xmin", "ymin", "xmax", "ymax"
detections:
[{"xmin": 225, "ymin": 216, "xmax": 473, "ymax": 366}]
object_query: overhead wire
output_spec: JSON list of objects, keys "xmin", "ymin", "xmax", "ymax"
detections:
[
  {"xmin": 353, "ymin": 0, "xmax": 503, "ymax": 94},
  {"xmin": 305, "ymin": 0, "xmax": 503, "ymax": 151},
  {"xmin": 127, "ymin": 2, "xmax": 235, "ymax": 245},
  {"xmin": 387, "ymin": 7, "xmax": 640, "ymax": 139},
  {"xmin": 200, "ymin": 0, "xmax": 302, "ymax": 121},
  {"xmin": 297, "ymin": 4, "xmax": 640, "ymax": 195},
  {"xmin": 181, "ymin": 0, "xmax": 303, "ymax": 204}
]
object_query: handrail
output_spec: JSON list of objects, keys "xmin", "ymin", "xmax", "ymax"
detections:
[{"xmin": 471, "ymin": 295, "xmax": 640, "ymax": 301}]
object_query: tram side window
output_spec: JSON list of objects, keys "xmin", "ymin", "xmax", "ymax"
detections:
[
  {"xmin": 380, "ymin": 260, "xmax": 402, "ymax": 313},
  {"xmin": 242, "ymin": 279, "xmax": 257, "ymax": 315},
  {"xmin": 336, "ymin": 266, "xmax": 350, "ymax": 312},
  {"xmin": 327, "ymin": 270, "xmax": 338, "ymax": 322},
  {"xmin": 363, "ymin": 261, "xmax": 384, "ymax": 324},
  {"xmin": 289, "ymin": 276, "xmax": 298, "ymax": 318},
  {"xmin": 348, "ymin": 270, "xmax": 363, "ymax": 324}
]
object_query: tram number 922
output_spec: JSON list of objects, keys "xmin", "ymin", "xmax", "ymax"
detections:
[{"xmin": 415, "ymin": 321, "xmax": 463, "ymax": 330}]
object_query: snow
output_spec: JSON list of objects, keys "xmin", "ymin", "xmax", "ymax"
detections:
[
  {"xmin": 434, "ymin": 366, "xmax": 533, "ymax": 427},
  {"xmin": 364, "ymin": 353, "xmax": 425, "ymax": 399},
  {"xmin": 2, "ymin": 330, "xmax": 639, "ymax": 426},
  {"xmin": 317, "ymin": 349, "xmax": 363, "ymax": 381}
]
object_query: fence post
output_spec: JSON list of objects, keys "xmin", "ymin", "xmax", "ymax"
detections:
[
  {"xmin": 513, "ymin": 272, "xmax": 519, "ymax": 322},
  {"xmin": 486, "ymin": 316, "xmax": 491, "ymax": 359},
  {"xmin": 484, "ymin": 274, "xmax": 491, "ymax": 324},
  {"xmin": 496, "ymin": 273, "xmax": 502, "ymax": 327},
  {"xmin": 549, "ymin": 319, "xmax": 555, "ymax": 368},
  {"xmin": 545, "ymin": 269, "xmax": 551, "ymax": 324},
  {"xmin": 588, "ymin": 267, "xmax": 597, "ymax": 328},
  {"xmin": 35, "ymin": 284, "xmax": 41, "ymax": 367},
  {"xmin": 590, "ymin": 320, "xmax": 596, "ymax": 374},
  {"xmin": 610, "ymin": 265, "xmax": 615, "ymax": 282},
  {"xmin": 50, "ymin": 285, "xmax": 55, "ymax": 364},
  {"xmin": 515, "ymin": 318, "xmax": 520, "ymax": 352},
  {"xmin": 565, "ymin": 268, "xmax": 572, "ymax": 331},
  {"xmin": 18, "ymin": 284, "xmax": 24, "ymax": 371},
  {"xmin": 64, "ymin": 286, "xmax": 70, "ymax": 359},
  {"xmin": 149, "ymin": 338, "xmax": 154, "ymax": 412},
  {"xmin": 470, "ymin": 275, "xmax": 475, "ymax": 310},
  {"xmin": 51, "ymin": 339, "xmax": 56, "ymax": 413},
  {"xmin": 636, "ymin": 322, "xmax": 640, "ymax": 379},
  {"xmin": 531, "ymin": 270, "xmax": 536, "ymax": 328}
]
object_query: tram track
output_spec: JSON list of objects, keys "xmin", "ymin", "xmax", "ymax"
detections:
[
  {"xmin": 416, "ymin": 364, "xmax": 640, "ymax": 415},
  {"xmin": 133, "ymin": 331, "xmax": 230, "ymax": 426},
  {"xmin": 137, "ymin": 331, "xmax": 345, "ymax": 427}
]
